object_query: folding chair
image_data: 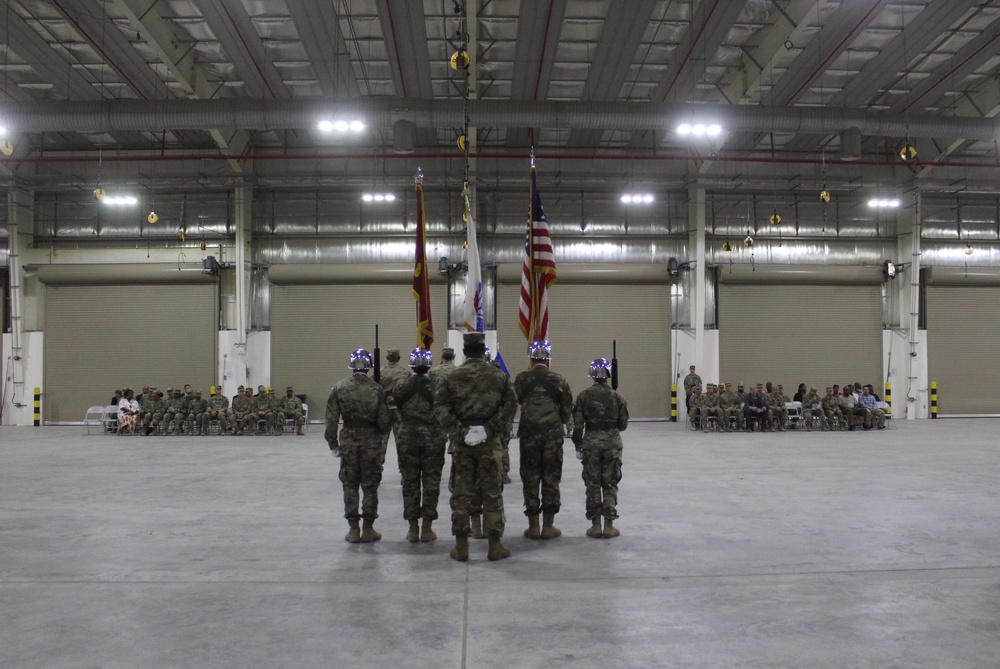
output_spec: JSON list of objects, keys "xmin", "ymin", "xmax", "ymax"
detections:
[
  {"xmin": 83, "ymin": 406, "xmax": 105, "ymax": 435},
  {"xmin": 876, "ymin": 401, "xmax": 895, "ymax": 429},
  {"xmin": 100, "ymin": 405, "xmax": 119, "ymax": 434},
  {"xmin": 785, "ymin": 402, "xmax": 803, "ymax": 429}
]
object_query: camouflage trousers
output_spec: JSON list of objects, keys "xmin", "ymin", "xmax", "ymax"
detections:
[
  {"xmin": 802, "ymin": 407, "xmax": 828, "ymax": 430},
  {"xmin": 338, "ymin": 431, "xmax": 388, "ymax": 521},
  {"xmin": 519, "ymin": 433, "xmax": 564, "ymax": 516},
  {"xmin": 450, "ymin": 443, "xmax": 506, "ymax": 538},
  {"xmin": 162, "ymin": 411, "xmax": 185, "ymax": 434},
  {"xmin": 281, "ymin": 409, "xmax": 304, "ymax": 429},
  {"xmin": 186, "ymin": 412, "xmax": 204, "ymax": 435},
  {"xmin": 201, "ymin": 410, "xmax": 229, "ymax": 433},
  {"xmin": 768, "ymin": 407, "xmax": 788, "ymax": 430},
  {"xmin": 142, "ymin": 412, "xmax": 163, "ymax": 434},
  {"xmin": 396, "ymin": 428, "xmax": 446, "ymax": 521},
  {"xmin": 725, "ymin": 407, "xmax": 744, "ymax": 431},
  {"xmin": 581, "ymin": 441, "xmax": 622, "ymax": 521},
  {"xmin": 824, "ymin": 408, "xmax": 846, "ymax": 430}
]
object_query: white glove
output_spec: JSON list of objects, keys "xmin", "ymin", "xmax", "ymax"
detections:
[
  {"xmin": 564, "ymin": 423, "xmax": 573, "ymax": 437},
  {"xmin": 464, "ymin": 425, "xmax": 488, "ymax": 446}
]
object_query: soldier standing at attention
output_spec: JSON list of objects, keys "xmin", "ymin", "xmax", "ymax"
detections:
[
  {"xmin": 379, "ymin": 348, "xmax": 413, "ymax": 451},
  {"xmin": 514, "ymin": 340, "xmax": 573, "ymax": 541},
  {"xmin": 427, "ymin": 347, "xmax": 456, "ymax": 386},
  {"xmin": 326, "ymin": 349, "xmax": 391, "ymax": 543},
  {"xmin": 572, "ymin": 358, "xmax": 629, "ymax": 539},
  {"xmin": 683, "ymin": 364, "xmax": 702, "ymax": 423},
  {"xmin": 434, "ymin": 332, "xmax": 517, "ymax": 562},
  {"xmin": 391, "ymin": 348, "xmax": 447, "ymax": 543},
  {"xmin": 279, "ymin": 386, "xmax": 306, "ymax": 435}
]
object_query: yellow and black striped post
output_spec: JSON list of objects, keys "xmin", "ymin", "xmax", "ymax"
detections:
[
  {"xmin": 670, "ymin": 383, "xmax": 678, "ymax": 422},
  {"xmin": 930, "ymin": 381, "xmax": 937, "ymax": 419},
  {"xmin": 884, "ymin": 382, "xmax": 891, "ymax": 415},
  {"xmin": 33, "ymin": 387, "xmax": 41, "ymax": 426}
]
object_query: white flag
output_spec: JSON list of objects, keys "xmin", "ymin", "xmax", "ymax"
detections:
[{"xmin": 462, "ymin": 193, "xmax": 484, "ymax": 332}]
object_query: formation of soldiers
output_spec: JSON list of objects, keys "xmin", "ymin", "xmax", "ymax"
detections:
[
  {"xmin": 131, "ymin": 384, "xmax": 306, "ymax": 436},
  {"xmin": 325, "ymin": 333, "xmax": 629, "ymax": 563},
  {"xmin": 682, "ymin": 368, "xmax": 888, "ymax": 432}
]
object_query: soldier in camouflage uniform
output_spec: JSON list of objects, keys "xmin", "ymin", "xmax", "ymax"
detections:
[
  {"xmin": 231, "ymin": 385, "xmax": 253, "ymax": 435},
  {"xmin": 687, "ymin": 385, "xmax": 703, "ymax": 431},
  {"xmin": 720, "ymin": 383, "xmax": 741, "ymax": 432},
  {"xmin": 801, "ymin": 386, "xmax": 824, "ymax": 432},
  {"xmin": 379, "ymin": 348, "xmax": 413, "ymax": 451},
  {"xmin": 434, "ymin": 332, "xmax": 517, "ymax": 562},
  {"xmin": 427, "ymin": 347, "xmax": 456, "ymax": 387},
  {"xmin": 279, "ymin": 386, "xmax": 305, "ymax": 436},
  {"xmin": 513, "ymin": 340, "xmax": 573, "ymax": 541},
  {"xmin": 186, "ymin": 390, "xmax": 208, "ymax": 436},
  {"xmin": 767, "ymin": 384, "xmax": 790, "ymax": 431},
  {"xmin": 142, "ymin": 390, "xmax": 165, "ymax": 435},
  {"xmin": 683, "ymin": 365, "xmax": 702, "ymax": 425},
  {"xmin": 391, "ymin": 348, "xmax": 446, "ymax": 543},
  {"xmin": 701, "ymin": 383, "xmax": 723, "ymax": 432},
  {"xmin": 163, "ymin": 389, "xmax": 188, "ymax": 436},
  {"xmin": 204, "ymin": 386, "xmax": 230, "ymax": 435},
  {"xmin": 484, "ymin": 345, "xmax": 513, "ymax": 487},
  {"xmin": 820, "ymin": 387, "xmax": 841, "ymax": 431},
  {"xmin": 326, "ymin": 348, "xmax": 391, "ymax": 543},
  {"xmin": 572, "ymin": 358, "xmax": 629, "ymax": 539}
]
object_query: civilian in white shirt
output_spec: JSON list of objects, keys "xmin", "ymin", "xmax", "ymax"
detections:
[{"xmin": 117, "ymin": 388, "xmax": 141, "ymax": 434}]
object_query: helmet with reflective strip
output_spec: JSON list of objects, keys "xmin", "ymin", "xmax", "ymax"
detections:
[
  {"xmin": 589, "ymin": 358, "xmax": 611, "ymax": 380},
  {"xmin": 348, "ymin": 348, "xmax": 373, "ymax": 373},
  {"xmin": 527, "ymin": 339, "xmax": 552, "ymax": 361},
  {"xmin": 483, "ymin": 345, "xmax": 491, "ymax": 362},
  {"xmin": 408, "ymin": 347, "xmax": 433, "ymax": 369}
]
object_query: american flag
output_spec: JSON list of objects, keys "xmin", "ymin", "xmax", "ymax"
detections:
[
  {"xmin": 518, "ymin": 166, "xmax": 557, "ymax": 342},
  {"xmin": 411, "ymin": 179, "xmax": 434, "ymax": 349}
]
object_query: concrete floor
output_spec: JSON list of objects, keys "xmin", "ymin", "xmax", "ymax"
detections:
[{"xmin": 2, "ymin": 420, "xmax": 999, "ymax": 669}]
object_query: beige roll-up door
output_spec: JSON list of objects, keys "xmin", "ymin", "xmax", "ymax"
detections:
[
  {"xmin": 270, "ymin": 283, "xmax": 447, "ymax": 413},
  {"xmin": 45, "ymin": 284, "xmax": 217, "ymax": 423},
  {"xmin": 719, "ymin": 284, "xmax": 882, "ymax": 392},
  {"xmin": 926, "ymin": 286, "xmax": 1000, "ymax": 414},
  {"xmin": 496, "ymin": 283, "xmax": 671, "ymax": 419}
]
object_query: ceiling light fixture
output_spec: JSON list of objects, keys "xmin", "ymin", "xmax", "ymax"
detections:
[
  {"xmin": 362, "ymin": 192, "xmax": 396, "ymax": 203},
  {"xmin": 102, "ymin": 195, "xmax": 138, "ymax": 206},
  {"xmin": 868, "ymin": 199, "xmax": 900, "ymax": 209},
  {"xmin": 621, "ymin": 194, "xmax": 655, "ymax": 204},
  {"xmin": 676, "ymin": 122, "xmax": 722, "ymax": 137},
  {"xmin": 318, "ymin": 119, "xmax": 366, "ymax": 133}
]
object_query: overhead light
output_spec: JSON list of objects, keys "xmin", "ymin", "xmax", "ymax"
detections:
[
  {"xmin": 317, "ymin": 120, "xmax": 334, "ymax": 132},
  {"xmin": 374, "ymin": 194, "xmax": 385, "ymax": 201},
  {"xmin": 102, "ymin": 195, "xmax": 138, "ymax": 206},
  {"xmin": 361, "ymin": 192, "xmax": 395, "ymax": 203},
  {"xmin": 384, "ymin": 193, "xmax": 396, "ymax": 201},
  {"xmin": 677, "ymin": 122, "xmax": 722, "ymax": 138},
  {"xmin": 707, "ymin": 124, "xmax": 722, "ymax": 136},
  {"xmin": 349, "ymin": 120, "xmax": 365, "ymax": 132},
  {"xmin": 362, "ymin": 193, "xmax": 374, "ymax": 202},
  {"xmin": 621, "ymin": 194, "xmax": 654, "ymax": 205},
  {"xmin": 0, "ymin": 126, "xmax": 7, "ymax": 138},
  {"xmin": 884, "ymin": 260, "xmax": 897, "ymax": 279},
  {"xmin": 677, "ymin": 123, "xmax": 692, "ymax": 135},
  {"xmin": 318, "ymin": 119, "xmax": 366, "ymax": 133},
  {"xmin": 868, "ymin": 198, "xmax": 900, "ymax": 209},
  {"xmin": 691, "ymin": 124, "xmax": 707, "ymax": 136}
]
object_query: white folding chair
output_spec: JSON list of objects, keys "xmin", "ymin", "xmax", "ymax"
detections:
[
  {"xmin": 876, "ymin": 401, "xmax": 895, "ymax": 429},
  {"xmin": 785, "ymin": 402, "xmax": 803, "ymax": 429},
  {"xmin": 83, "ymin": 406, "xmax": 105, "ymax": 435},
  {"xmin": 100, "ymin": 405, "xmax": 119, "ymax": 434}
]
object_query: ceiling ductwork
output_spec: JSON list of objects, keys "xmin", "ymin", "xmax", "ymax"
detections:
[{"xmin": 0, "ymin": 98, "xmax": 997, "ymax": 142}]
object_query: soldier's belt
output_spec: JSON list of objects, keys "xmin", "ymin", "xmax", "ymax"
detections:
[
  {"xmin": 342, "ymin": 419, "xmax": 377, "ymax": 429},
  {"xmin": 586, "ymin": 420, "xmax": 618, "ymax": 430},
  {"xmin": 460, "ymin": 420, "xmax": 486, "ymax": 427}
]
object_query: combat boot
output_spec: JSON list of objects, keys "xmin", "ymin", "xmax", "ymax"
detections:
[
  {"xmin": 420, "ymin": 519, "xmax": 436, "ymax": 542},
  {"xmin": 523, "ymin": 514, "xmax": 541, "ymax": 540},
  {"xmin": 586, "ymin": 517, "xmax": 603, "ymax": 538},
  {"xmin": 296, "ymin": 425, "xmax": 305, "ymax": 436},
  {"xmin": 540, "ymin": 512, "xmax": 562, "ymax": 539},
  {"xmin": 345, "ymin": 520, "xmax": 361, "ymax": 544},
  {"xmin": 450, "ymin": 535, "xmax": 469, "ymax": 562},
  {"xmin": 360, "ymin": 519, "xmax": 382, "ymax": 543},
  {"xmin": 470, "ymin": 512, "xmax": 486, "ymax": 539},
  {"xmin": 406, "ymin": 519, "xmax": 420, "ymax": 543},
  {"xmin": 486, "ymin": 534, "xmax": 511, "ymax": 561},
  {"xmin": 603, "ymin": 519, "xmax": 620, "ymax": 538}
]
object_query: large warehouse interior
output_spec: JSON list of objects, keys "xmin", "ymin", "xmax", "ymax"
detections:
[{"xmin": 1, "ymin": 1, "xmax": 999, "ymax": 667}]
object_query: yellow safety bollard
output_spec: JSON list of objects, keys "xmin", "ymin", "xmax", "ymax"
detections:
[
  {"xmin": 34, "ymin": 387, "xmax": 41, "ymax": 426},
  {"xmin": 670, "ymin": 384, "xmax": 678, "ymax": 423},
  {"xmin": 884, "ymin": 382, "xmax": 891, "ymax": 415},
  {"xmin": 930, "ymin": 381, "xmax": 937, "ymax": 419}
]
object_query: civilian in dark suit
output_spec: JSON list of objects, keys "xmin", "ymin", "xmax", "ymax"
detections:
[{"xmin": 743, "ymin": 386, "xmax": 767, "ymax": 432}]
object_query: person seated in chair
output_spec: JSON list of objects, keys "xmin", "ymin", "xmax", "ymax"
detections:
[
  {"xmin": 117, "ymin": 389, "xmax": 140, "ymax": 434},
  {"xmin": 743, "ymin": 386, "xmax": 767, "ymax": 432},
  {"xmin": 859, "ymin": 385, "xmax": 885, "ymax": 429}
]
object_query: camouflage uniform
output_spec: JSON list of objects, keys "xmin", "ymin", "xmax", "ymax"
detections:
[
  {"xmin": 683, "ymin": 368, "xmax": 702, "ymax": 422},
  {"xmin": 393, "ymin": 371, "xmax": 446, "ymax": 524},
  {"xmin": 801, "ymin": 388, "xmax": 824, "ymax": 431},
  {"xmin": 205, "ymin": 390, "xmax": 230, "ymax": 434},
  {"xmin": 572, "ymin": 381, "xmax": 629, "ymax": 522},
  {"xmin": 514, "ymin": 364, "xmax": 573, "ymax": 522},
  {"xmin": 721, "ymin": 385, "xmax": 743, "ymax": 431},
  {"xmin": 231, "ymin": 388, "xmax": 253, "ymax": 434},
  {"xmin": 767, "ymin": 388, "xmax": 789, "ymax": 431},
  {"xmin": 701, "ymin": 385, "xmax": 723, "ymax": 432},
  {"xmin": 433, "ymin": 347, "xmax": 517, "ymax": 541},
  {"xmin": 163, "ymin": 390, "xmax": 188, "ymax": 435},
  {"xmin": 326, "ymin": 372, "xmax": 391, "ymax": 523},
  {"xmin": 279, "ymin": 388, "xmax": 305, "ymax": 435},
  {"xmin": 821, "ymin": 389, "xmax": 844, "ymax": 431},
  {"xmin": 379, "ymin": 351, "xmax": 414, "ymax": 450},
  {"xmin": 687, "ymin": 386, "xmax": 703, "ymax": 431},
  {"xmin": 142, "ymin": 392, "xmax": 165, "ymax": 435},
  {"xmin": 186, "ymin": 392, "xmax": 208, "ymax": 436}
]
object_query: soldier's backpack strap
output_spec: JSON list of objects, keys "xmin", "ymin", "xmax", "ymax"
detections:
[{"xmin": 520, "ymin": 374, "xmax": 563, "ymax": 406}]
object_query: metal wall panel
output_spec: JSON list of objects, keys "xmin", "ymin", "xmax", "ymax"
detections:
[
  {"xmin": 270, "ymin": 283, "xmax": 448, "ymax": 414},
  {"xmin": 44, "ymin": 284, "xmax": 217, "ymax": 422},
  {"xmin": 926, "ymin": 286, "xmax": 1000, "ymax": 414},
  {"xmin": 719, "ymin": 284, "xmax": 882, "ymax": 393},
  {"xmin": 495, "ymin": 282, "xmax": 671, "ymax": 419}
]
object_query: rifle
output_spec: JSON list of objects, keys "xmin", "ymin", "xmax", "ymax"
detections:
[
  {"xmin": 611, "ymin": 339, "xmax": 619, "ymax": 391},
  {"xmin": 373, "ymin": 324, "xmax": 382, "ymax": 383}
]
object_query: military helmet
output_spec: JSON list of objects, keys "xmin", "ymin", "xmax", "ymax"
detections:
[
  {"xmin": 589, "ymin": 358, "xmax": 611, "ymax": 380},
  {"xmin": 527, "ymin": 339, "xmax": 552, "ymax": 361},
  {"xmin": 349, "ymin": 348, "xmax": 373, "ymax": 372},
  {"xmin": 409, "ymin": 347, "xmax": 433, "ymax": 369}
]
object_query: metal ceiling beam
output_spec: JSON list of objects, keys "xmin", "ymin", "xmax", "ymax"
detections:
[
  {"xmin": 631, "ymin": 0, "xmax": 747, "ymax": 150},
  {"xmin": 917, "ymin": 78, "xmax": 1000, "ymax": 179},
  {"xmin": 4, "ymin": 2, "xmax": 146, "ymax": 147},
  {"xmin": 192, "ymin": 0, "xmax": 289, "ymax": 99},
  {"xmin": 114, "ymin": 0, "xmax": 250, "ymax": 174},
  {"xmin": 782, "ymin": 0, "xmax": 982, "ymax": 154},
  {"xmin": 568, "ymin": 0, "xmax": 658, "ymax": 148},
  {"xmin": 376, "ymin": 0, "xmax": 436, "ymax": 146},
  {"xmin": 506, "ymin": 0, "xmax": 567, "ymax": 148},
  {"xmin": 286, "ymin": 0, "xmax": 359, "ymax": 98}
]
